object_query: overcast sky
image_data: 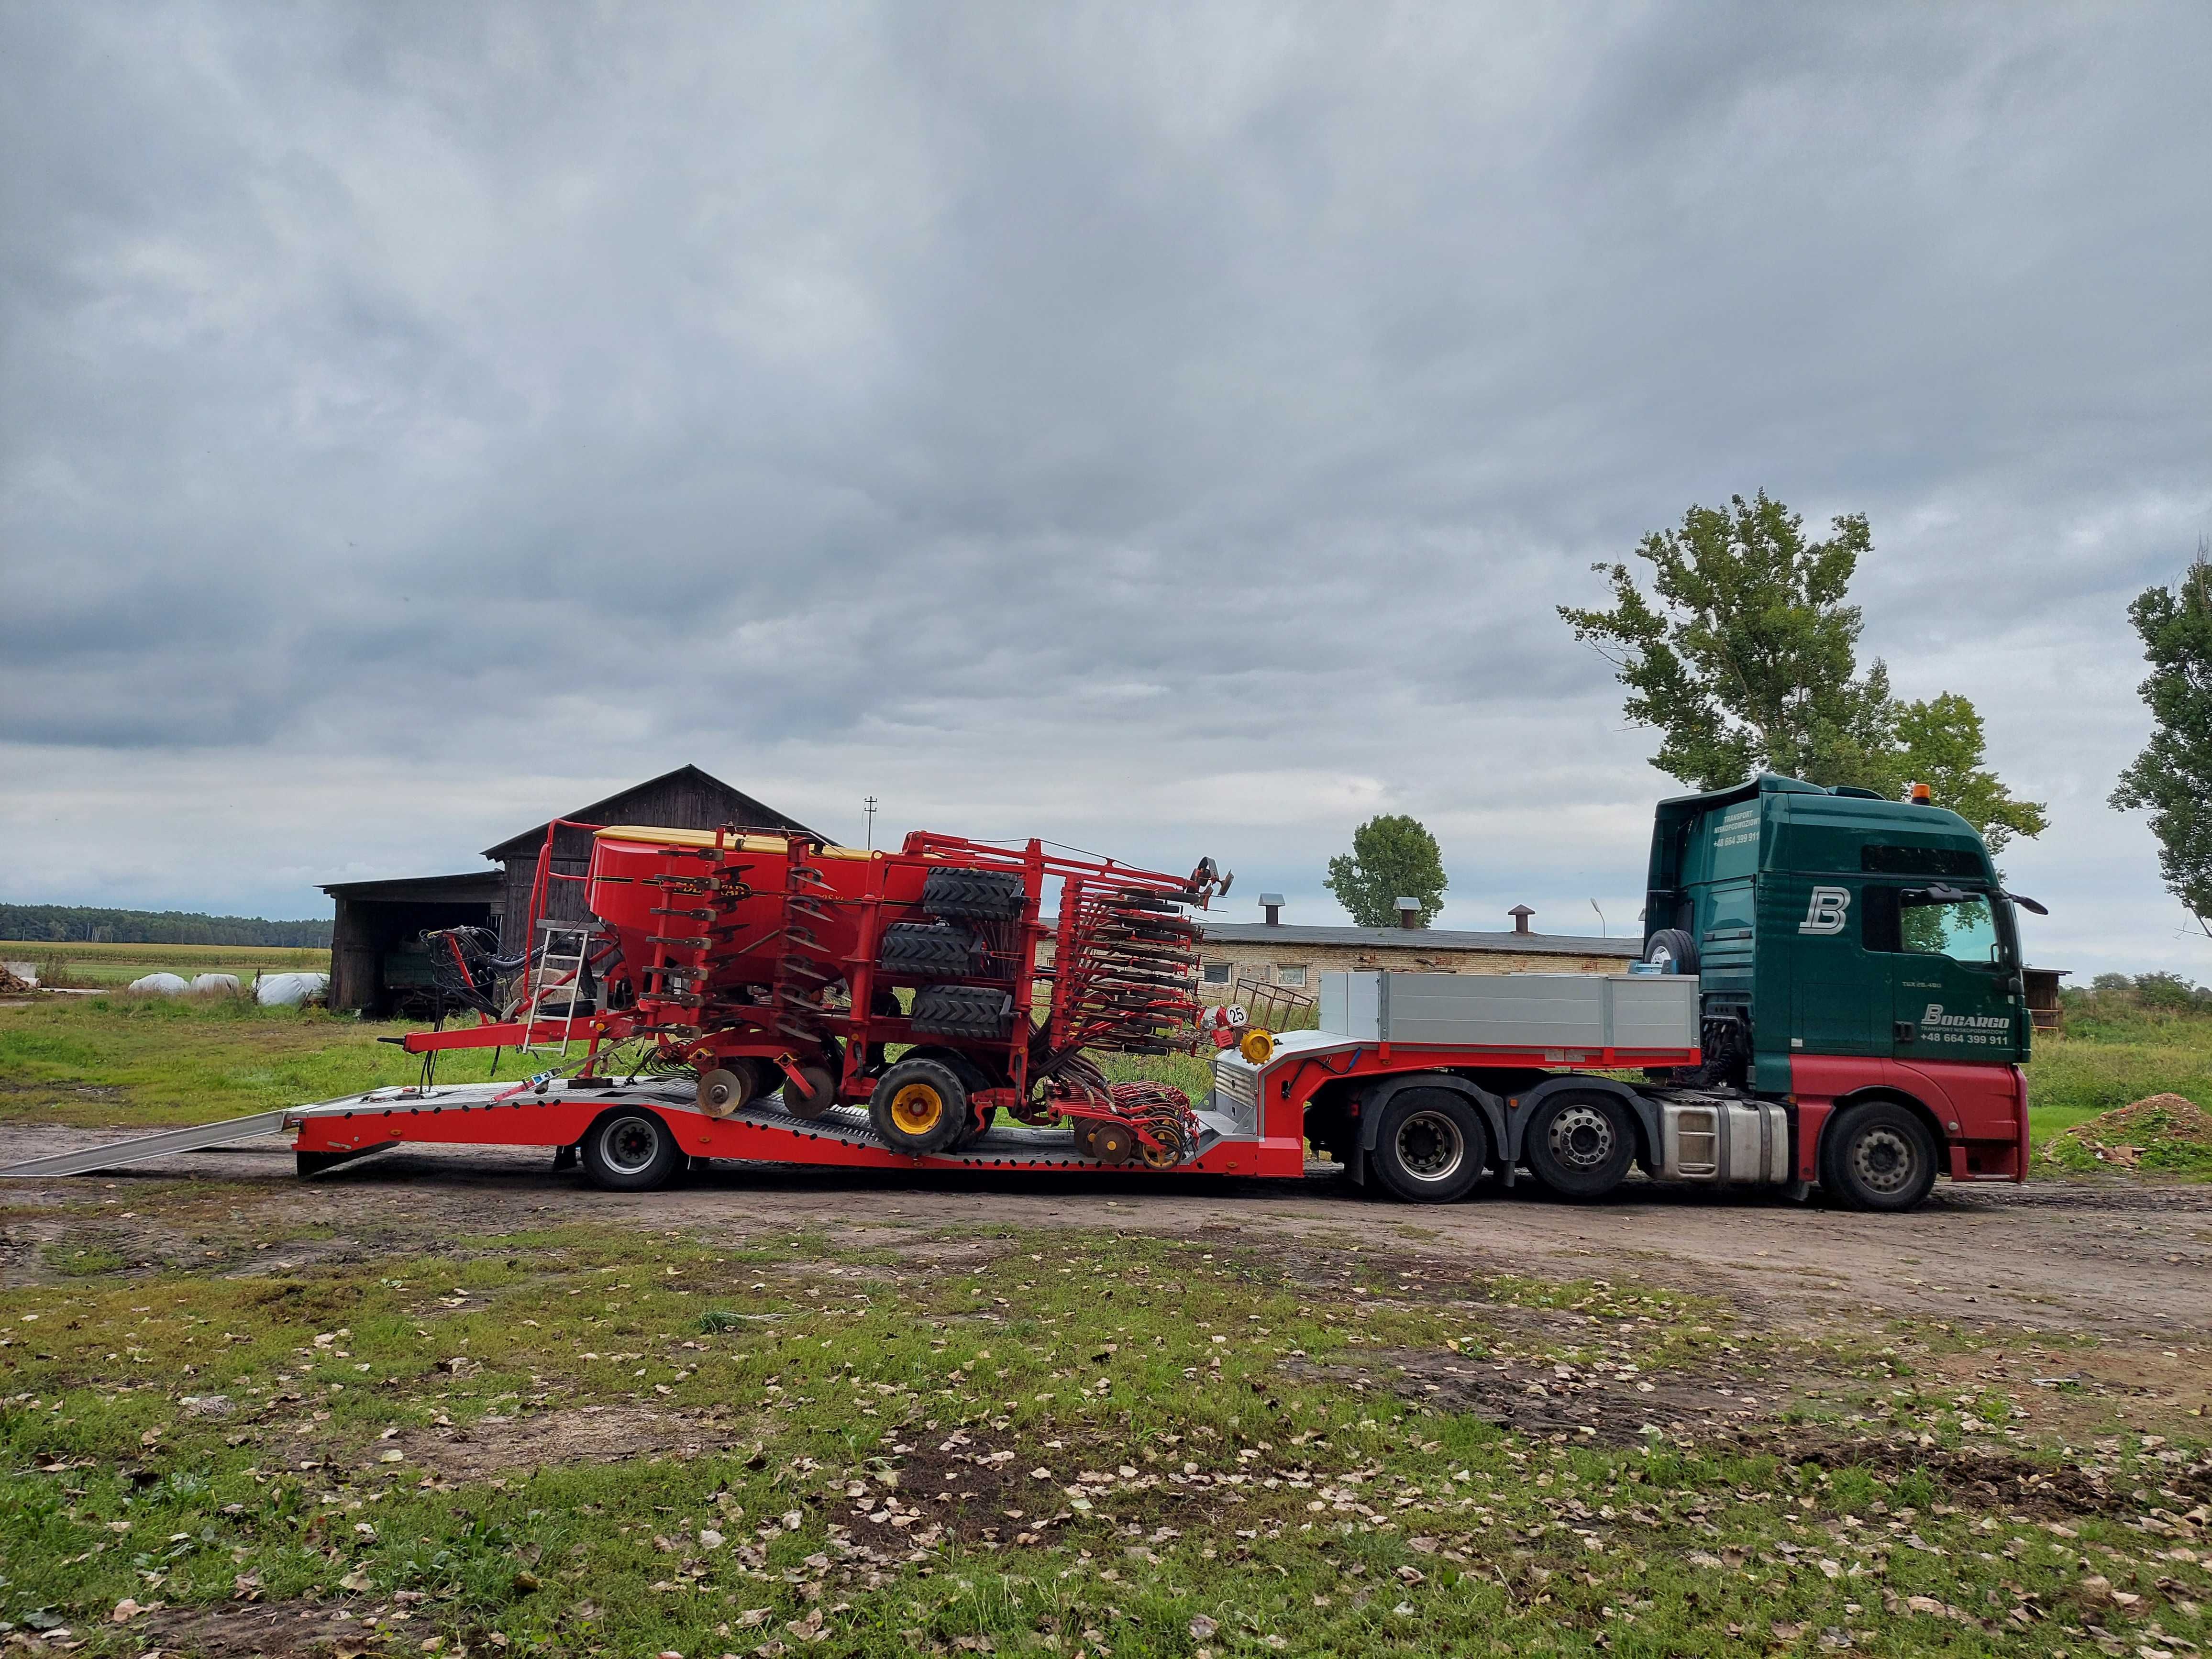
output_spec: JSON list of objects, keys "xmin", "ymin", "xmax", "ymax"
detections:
[{"xmin": 3, "ymin": 2, "xmax": 2209, "ymax": 979}]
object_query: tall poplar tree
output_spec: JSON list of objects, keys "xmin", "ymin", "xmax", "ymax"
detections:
[{"xmin": 2111, "ymin": 539, "xmax": 2212, "ymax": 937}]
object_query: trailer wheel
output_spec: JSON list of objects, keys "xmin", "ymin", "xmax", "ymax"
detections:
[
  {"xmin": 1525, "ymin": 1091, "xmax": 1634, "ymax": 1199},
  {"xmin": 1820, "ymin": 1101, "xmax": 1938, "ymax": 1212},
  {"xmin": 1371, "ymin": 1090, "xmax": 1487, "ymax": 1203},
  {"xmin": 922, "ymin": 867, "xmax": 1028, "ymax": 920},
  {"xmin": 867, "ymin": 1058, "xmax": 970, "ymax": 1156},
  {"xmin": 581, "ymin": 1109, "xmax": 683, "ymax": 1192}
]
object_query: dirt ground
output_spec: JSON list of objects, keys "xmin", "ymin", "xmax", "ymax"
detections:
[{"xmin": 4, "ymin": 1126, "xmax": 2208, "ymax": 1352}]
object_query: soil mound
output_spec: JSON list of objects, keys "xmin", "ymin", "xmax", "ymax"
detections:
[{"xmin": 2044, "ymin": 1092, "xmax": 2212, "ymax": 1174}]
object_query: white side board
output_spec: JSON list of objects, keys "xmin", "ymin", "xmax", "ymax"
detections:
[{"xmin": 1317, "ymin": 972, "xmax": 1698, "ymax": 1052}]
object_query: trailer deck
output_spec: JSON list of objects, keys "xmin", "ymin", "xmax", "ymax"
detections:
[{"xmin": 0, "ymin": 1077, "xmax": 1285, "ymax": 1183}]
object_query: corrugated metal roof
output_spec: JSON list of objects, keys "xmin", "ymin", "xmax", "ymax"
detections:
[{"xmin": 1197, "ymin": 920, "xmax": 1638, "ymax": 956}]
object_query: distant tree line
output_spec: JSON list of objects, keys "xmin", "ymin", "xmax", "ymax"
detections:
[{"xmin": 0, "ymin": 904, "xmax": 332, "ymax": 948}]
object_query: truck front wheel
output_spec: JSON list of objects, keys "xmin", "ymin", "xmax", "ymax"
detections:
[
  {"xmin": 1371, "ymin": 1090, "xmax": 1488, "ymax": 1203},
  {"xmin": 1820, "ymin": 1101, "xmax": 1938, "ymax": 1212},
  {"xmin": 1525, "ymin": 1092, "xmax": 1635, "ymax": 1199}
]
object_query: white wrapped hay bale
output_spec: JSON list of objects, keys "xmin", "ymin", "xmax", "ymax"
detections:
[
  {"xmin": 254, "ymin": 971, "xmax": 329, "ymax": 1007},
  {"xmin": 126, "ymin": 973, "xmax": 190, "ymax": 995},
  {"xmin": 190, "ymin": 973, "xmax": 242, "ymax": 995}
]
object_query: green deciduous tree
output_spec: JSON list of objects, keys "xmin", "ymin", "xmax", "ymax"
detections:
[
  {"xmin": 1325, "ymin": 815, "xmax": 1447, "ymax": 928},
  {"xmin": 2111, "ymin": 540, "xmax": 2212, "ymax": 938},
  {"xmin": 1559, "ymin": 491, "xmax": 2046, "ymax": 851}
]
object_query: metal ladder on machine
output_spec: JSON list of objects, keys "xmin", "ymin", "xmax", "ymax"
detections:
[
  {"xmin": 510, "ymin": 818, "xmax": 608, "ymax": 1059},
  {"xmin": 516, "ymin": 918, "xmax": 604, "ymax": 1057}
]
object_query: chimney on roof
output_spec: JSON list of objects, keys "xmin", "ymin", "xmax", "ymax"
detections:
[
  {"xmin": 1259, "ymin": 892, "xmax": 1285, "ymax": 926},
  {"xmin": 1395, "ymin": 896, "xmax": 1420, "ymax": 929},
  {"xmin": 1508, "ymin": 904, "xmax": 1534, "ymax": 935}
]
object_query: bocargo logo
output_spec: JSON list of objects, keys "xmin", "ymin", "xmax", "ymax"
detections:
[
  {"xmin": 1797, "ymin": 887, "xmax": 1850, "ymax": 935},
  {"xmin": 1921, "ymin": 1004, "xmax": 2013, "ymax": 1032}
]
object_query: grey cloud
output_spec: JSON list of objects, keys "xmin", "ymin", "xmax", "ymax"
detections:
[{"xmin": 2, "ymin": 1, "xmax": 2209, "ymax": 975}]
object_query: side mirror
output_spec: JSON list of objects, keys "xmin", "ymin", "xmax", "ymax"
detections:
[{"xmin": 2004, "ymin": 892, "xmax": 2048, "ymax": 916}]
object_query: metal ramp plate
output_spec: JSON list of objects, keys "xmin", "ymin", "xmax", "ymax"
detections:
[{"xmin": 0, "ymin": 1110, "xmax": 294, "ymax": 1179}]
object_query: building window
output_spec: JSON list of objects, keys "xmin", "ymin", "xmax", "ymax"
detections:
[
  {"xmin": 1275, "ymin": 965, "xmax": 1308, "ymax": 988},
  {"xmin": 1201, "ymin": 962, "xmax": 1231, "ymax": 985}
]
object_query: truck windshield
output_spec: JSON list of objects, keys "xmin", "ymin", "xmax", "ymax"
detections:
[{"xmin": 1900, "ymin": 890, "xmax": 2006, "ymax": 965}]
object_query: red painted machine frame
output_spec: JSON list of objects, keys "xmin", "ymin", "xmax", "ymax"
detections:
[{"xmin": 397, "ymin": 820, "xmax": 1217, "ymax": 1143}]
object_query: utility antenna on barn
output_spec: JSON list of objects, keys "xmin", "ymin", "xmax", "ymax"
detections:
[{"xmin": 863, "ymin": 795, "xmax": 878, "ymax": 851}]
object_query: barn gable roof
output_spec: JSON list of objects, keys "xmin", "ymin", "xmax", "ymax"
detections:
[{"xmin": 481, "ymin": 764, "xmax": 823, "ymax": 860}]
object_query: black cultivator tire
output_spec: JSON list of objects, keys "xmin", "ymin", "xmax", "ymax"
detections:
[
  {"xmin": 922, "ymin": 867, "xmax": 1028, "ymax": 920},
  {"xmin": 878, "ymin": 921, "xmax": 982, "ymax": 980},
  {"xmin": 910, "ymin": 984, "xmax": 1014, "ymax": 1040}
]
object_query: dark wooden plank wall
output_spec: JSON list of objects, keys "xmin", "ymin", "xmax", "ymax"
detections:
[{"xmin": 495, "ymin": 778, "xmax": 809, "ymax": 955}]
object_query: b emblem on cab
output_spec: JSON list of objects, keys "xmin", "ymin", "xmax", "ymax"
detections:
[{"xmin": 1798, "ymin": 886, "xmax": 1851, "ymax": 935}]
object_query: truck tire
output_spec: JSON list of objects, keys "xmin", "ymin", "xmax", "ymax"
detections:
[
  {"xmin": 1641, "ymin": 928, "xmax": 1699, "ymax": 974},
  {"xmin": 1525, "ymin": 1090, "xmax": 1636, "ymax": 1199},
  {"xmin": 910, "ymin": 984, "xmax": 1013, "ymax": 1040},
  {"xmin": 922, "ymin": 868, "xmax": 1028, "ymax": 921},
  {"xmin": 1821, "ymin": 1101, "xmax": 1939, "ymax": 1212},
  {"xmin": 1370, "ymin": 1089, "xmax": 1488, "ymax": 1203},
  {"xmin": 581, "ymin": 1108, "xmax": 684, "ymax": 1192},
  {"xmin": 878, "ymin": 922, "xmax": 982, "ymax": 980},
  {"xmin": 868, "ymin": 1057, "xmax": 971, "ymax": 1156}
]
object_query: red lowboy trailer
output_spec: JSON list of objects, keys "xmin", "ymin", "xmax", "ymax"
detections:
[{"xmin": 1, "ymin": 773, "xmax": 2033, "ymax": 1213}]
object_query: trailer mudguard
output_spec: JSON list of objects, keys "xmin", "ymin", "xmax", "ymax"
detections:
[
  {"xmin": 1502, "ymin": 1075, "xmax": 1659, "ymax": 1187},
  {"xmin": 1350, "ymin": 1072, "xmax": 1507, "ymax": 1183}
]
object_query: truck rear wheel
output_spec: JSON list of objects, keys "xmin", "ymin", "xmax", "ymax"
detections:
[
  {"xmin": 868, "ymin": 1058, "xmax": 970, "ymax": 1156},
  {"xmin": 1820, "ymin": 1101, "xmax": 1938, "ymax": 1212},
  {"xmin": 1525, "ymin": 1091, "xmax": 1634, "ymax": 1199},
  {"xmin": 582, "ymin": 1108, "xmax": 683, "ymax": 1192},
  {"xmin": 1371, "ymin": 1090, "xmax": 1487, "ymax": 1203}
]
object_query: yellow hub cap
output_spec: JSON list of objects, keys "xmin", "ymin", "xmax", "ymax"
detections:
[{"xmin": 889, "ymin": 1082, "xmax": 944, "ymax": 1135}]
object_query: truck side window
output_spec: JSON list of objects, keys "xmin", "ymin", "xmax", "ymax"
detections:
[
  {"xmin": 1862, "ymin": 844, "xmax": 1982, "ymax": 877},
  {"xmin": 1899, "ymin": 891, "xmax": 2003, "ymax": 965}
]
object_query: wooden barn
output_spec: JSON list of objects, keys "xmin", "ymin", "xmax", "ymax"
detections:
[{"xmin": 321, "ymin": 765, "xmax": 822, "ymax": 1016}]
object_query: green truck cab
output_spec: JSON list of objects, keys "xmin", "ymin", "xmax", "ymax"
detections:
[{"xmin": 1645, "ymin": 774, "xmax": 2032, "ymax": 1202}]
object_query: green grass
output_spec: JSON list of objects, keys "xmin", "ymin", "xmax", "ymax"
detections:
[
  {"xmin": 3, "ymin": 1217, "xmax": 2201, "ymax": 1658},
  {"xmin": 2024, "ymin": 1007, "xmax": 2212, "ymax": 1148},
  {"xmin": 0, "ymin": 996, "xmax": 539, "ymax": 1128}
]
